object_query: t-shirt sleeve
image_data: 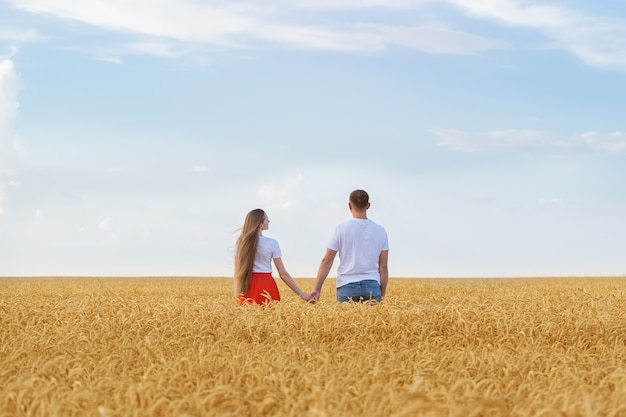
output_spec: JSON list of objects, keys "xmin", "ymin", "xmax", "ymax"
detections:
[
  {"xmin": 382, "ymin": 228, "xmax": 389, "ymax": 251},
  {"xmin": 272, "ymin": 238, "xmax": 283, "ymax": 259},
  {"xmin": 327, "ymin": 225, "xmax": 340, "ymax": 251}
]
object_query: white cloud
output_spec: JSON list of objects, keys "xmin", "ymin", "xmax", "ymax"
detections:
[
  {"xmin": 192, "ymin": 165, "xmax": 209, "ymax": 172},
  {"xmin": 5, "ymin": 0, "xmax": 507, "ymax": 57},
  {"xmin": 6, "ymin": 0, "xmax": 255, "ymax": 44},
  {"xmin": 5, "ymin": 0, "xmax": 626, "ymax": 70},
  {"xmin": 252, "ymin": 23, "xmax": 381, "ymax": 52},
  {"xmin": 99, "ymin": 217, "xmax": 112, "ymax": 232},
  {"xmin": 449, "ymin": 0, "xmax": 626, "ymax": 70},
  {"xmin": 98, "ymin": 217, "xmax": 118, "ymax": 239},
  {"xmin": 96, "ymin": 55, "xmax": 122, "ymax": 65},
  {"xmin": 288, "ymin": 0, "xmax": 434, "ymax": 10},
  {"xmin": 122, "ymin": 41, "xmax": 185, "ymax": 58},
  {"xmin": 11, "ymin": 135, "xmax": 25, "ymax": 158},
  {"xmin": 258, "ymin": 173, "xmax": 304, "ymax": 210},
  {"xmin": 0, "ymin": 179, "xmax": 17, "ymax": 216},
  {"xmin": 575, "ymin": 131, "xmax": 626, "ymax": 154},
  {"xmin": 432, "ymin": 128, "xmax": 554, "ymax": 152},
  {"xmin": 0, "ymin": 58, "xmax": 21, "ymax": 132},
  {"xmin": 0, "ymin": 27, "xmax": 42, "ymax": 43},
  {"xmin": 434, "ymin": 128, "xmax": 626, "ymax": 154},
  {"xmin": 0, "ymin": 59, "xmax": 22, "ymax": 217},
  {"xmin": 357, "ymin": 23, "xmax": 506, "ymax": 54}
]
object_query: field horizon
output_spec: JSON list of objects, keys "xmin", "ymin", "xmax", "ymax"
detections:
[
  {"xmin": 3, "ymin": 275, "xmax": 625, "ymax": 280},
  {"xmin": 3, "ymin": 276, "xmax": 626, "ymax": 416}
]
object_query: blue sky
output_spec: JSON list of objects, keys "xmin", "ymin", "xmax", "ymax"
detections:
[{"xmin": 1, "ymin": 0, "xmax": 625, "ymax": 278}]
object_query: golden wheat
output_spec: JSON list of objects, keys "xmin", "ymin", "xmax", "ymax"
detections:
[{"xmin": 2, "ymin": 277, "xmax": 626, "ymax": 416}]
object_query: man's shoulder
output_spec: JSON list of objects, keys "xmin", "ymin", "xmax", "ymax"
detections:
[
  {"xmin": 336, "ymin": 218, "xmax": 362, "ymax": 229},
  {"xmin": 368, "ymin": 220, "xmax": 388, "ymax": 238},
  {"xmin": 336, "ymin": 218, "xmax": 387, "ymax": 232},
  {"xmin": 367, "ymin": 218, "xmax": 386, "ymax": 228}
]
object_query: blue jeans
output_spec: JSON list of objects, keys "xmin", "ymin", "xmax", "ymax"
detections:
[{"xmin": 337, "ymin": 280, "xmax": 382, "ymax": 303}]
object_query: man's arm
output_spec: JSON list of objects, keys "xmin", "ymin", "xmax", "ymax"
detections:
[
  {"xmin": 310, "ymin": 249, "xmax": 337, "ymax": 300},
  {"xmin": 378, "ymin": 250, "xmax": 389, "ymax": 298}
]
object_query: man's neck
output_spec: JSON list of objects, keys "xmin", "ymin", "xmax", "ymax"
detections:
[{"xmin": 352, "ymin": 211, "xmax": 367, "ymax": 220}]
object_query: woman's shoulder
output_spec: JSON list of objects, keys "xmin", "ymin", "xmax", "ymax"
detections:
[
  {"xmin": 259, "ymin": 235, "xmax": 281, "ymax": 252},
  {"xmin": 259, "ymin": 235, "xmax": 279, "ymax": 244}
]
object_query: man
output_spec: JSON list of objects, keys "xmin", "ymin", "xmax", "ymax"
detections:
[{"xmin": 311, "ymin": 189, "xmax": 389, "ymax": 303}]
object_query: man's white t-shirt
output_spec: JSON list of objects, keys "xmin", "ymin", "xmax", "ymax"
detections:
[
  {"xmin": 327, "ymin": 218, "xmax": 389, "ymax": 288},
  {"xmin": 253, "ymin": 236, "xmax": 282, "ymax": 273}
]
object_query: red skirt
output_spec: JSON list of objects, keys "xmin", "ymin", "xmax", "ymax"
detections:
[{"xmin": 238, "ymin": 272, "xmax": 281, "ymax": 305}]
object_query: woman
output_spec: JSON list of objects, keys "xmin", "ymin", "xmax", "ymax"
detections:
[{"xmin": 234, "ymin": 208, "xmax": 311, "ymax": 305}]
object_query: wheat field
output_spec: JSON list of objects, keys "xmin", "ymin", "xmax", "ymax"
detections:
[{"xmin": 2, "ymin": 277, "xmax": 626, "ymax": 417}]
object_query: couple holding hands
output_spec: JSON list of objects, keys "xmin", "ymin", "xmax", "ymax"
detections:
[{"xmin": 234, "ymin": 189, "xmax": 389, "ymax": 305}]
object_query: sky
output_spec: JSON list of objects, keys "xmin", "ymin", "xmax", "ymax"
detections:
[{"xmin": 1, "ymin": 0, "xmax": 625, "ymax": 278}]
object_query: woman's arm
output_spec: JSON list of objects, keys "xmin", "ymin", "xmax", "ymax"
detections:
[{"xmin": 273, "ymin": 257, "xmax": 309, "ymax": 301}]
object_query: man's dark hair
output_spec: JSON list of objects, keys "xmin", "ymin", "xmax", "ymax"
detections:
[{"xmin": 349, "ymin": 189, "xmax": 369, "ymax": 210}]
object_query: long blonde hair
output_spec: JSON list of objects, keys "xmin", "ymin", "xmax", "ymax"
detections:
[{"xmin": 234, "ymin": 208, "xmax": 266, "ymax": 295}]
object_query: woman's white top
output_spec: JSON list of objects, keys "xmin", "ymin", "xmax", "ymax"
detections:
[{"xmin": 253, "ymin": 236, "xmax": 282, "ymax": 273}]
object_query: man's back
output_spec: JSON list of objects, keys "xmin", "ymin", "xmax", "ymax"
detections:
[{"xmin": 329, "ymin": 218, "xmax": 389, "ymax": 286}]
